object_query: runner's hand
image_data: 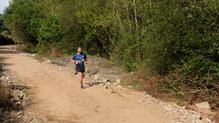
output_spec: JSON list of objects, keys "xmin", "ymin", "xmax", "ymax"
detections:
[{"xmin": 82, "ymin": 59, "xmax": 87, "ymax": 62}]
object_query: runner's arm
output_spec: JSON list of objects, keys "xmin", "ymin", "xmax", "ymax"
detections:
[
  {"xmin": 71, "ymin": 59, "xmax": 75, "ymax": 63},
  {"xmin": 82, "ymin": 54, "xmax": 87, "ymax": 62},
  {"xmin": 71, "ymin": 56, "xmax": 78, "ymax": 64},
  {"xmin": 71, "ymin": 59, "xmax": 79, "ymax": 64},
  {"xmin": 82, "ymin": 59, "xmax": 87, "ymax": 62}
]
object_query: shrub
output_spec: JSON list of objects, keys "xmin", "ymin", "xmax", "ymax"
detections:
[{"xmin": 37, "ymin": 15, "xmax": 63, "ymax": 56}]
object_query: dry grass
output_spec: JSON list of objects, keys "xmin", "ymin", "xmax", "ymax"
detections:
[
  {"xmin": 123, "ymin": 71, "xmax": 219, "ymax": 123},
  {"xmin": 51, "ymin": 45, "xmax": 63, "ymax": 57},
  {"xmin": 0, "ymin": 83, "xmax": 12, "ymax": 109},
  {"xmin": 16, "ymin": 44, "xmax": 36, "ymax": 54},
  {"xmin": 122, "ymin": 72, "xmax": 219, "ymax": 110},
  {"xmin": 213, "ymin": 112, "xmax": 219, "ymax": 123}
]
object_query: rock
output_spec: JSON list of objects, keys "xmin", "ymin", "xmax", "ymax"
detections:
[
  {"xmin": 195, "ymin": 102, "xmax": 210, "ymax": 110},
  {"xmin": 142, "ymin": 91, "xmax": 147, "ymax": 95},
  {"xmin": 105, "ymin": 82, "xmax": 111, "ymax": 87},
  {"xmin": 164, "ymin": 106, "xmax": 173, "ymax": 113},
  {"xmin": 44, "ymin": 60, "xmax": 51, "ymax": 64},
  {"xmin": 17, "ymin": 111, "xmax": 22, "ymax": 115},
  {"xmin": 113, "ymin": 83, "xmax": 118, "ymax": 86},
  {"xmin": 100, "ymin": 83, "xmax": 105, "ymax": 86},
  {"xmin": 31, "ymin": 54, "xmax": 36, "ymax": 57},
  {"xmin": 22, "ymin": 101, "xmax": 28, "ymax": 107},
  {"xmin": 139, "ymin": 100, "xmax": 143, "ymax": 103},
  {"xmin": 15, "ymin": 101, "xmax": 22, "ymax": 106},
  {"xmin": 192, "ymin": 119, "xmax": 203, "ymax": 123},
  {"xmin": 117, "ymin": 85, "xmax": 122, "ymax": 89},
  {"xmin": 19, "ymin": 92, "xmax": 24, "ymax": 100},
  {"xmin": 94, "ymin": 74, "xmax": 100, "ymax": 80},
  {"xmin": 103, "ymin": 85, "xmax": 108, "ymax": 89},
  {"xmin": 182, "ymin": 106, "xmax": 186, "ymax": 109},
  {"xmin": 104, "ymin": 79, "xmax": 110, "ymax": 82},
  {"xmin": 116, "ymin": 79, "xmax": 121, "ymax": 83},
  {"xmin": 17, "ymin": 115, "xmax": 22, "ymax": 119},
  {"xmin": 1, "ymin": 76, "xmax": 5, "ymax": 80},
  {"xmin": 191, "ymin": 114, "xmax": 201, "ymax": 121},
  {"xmin": 205, "ymin": 118, "xmax": 212, "ymax": 123}
]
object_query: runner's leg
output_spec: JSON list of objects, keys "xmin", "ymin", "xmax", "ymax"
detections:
[
  {"xmin": 82, "ymin": 73, "xmax": 85, "ymax": 78},
  {"xmin": 78, "ymin": 72, "xmax": 83, "ymax": 86}
]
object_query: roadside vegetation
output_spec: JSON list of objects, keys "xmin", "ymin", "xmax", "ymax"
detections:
[
  {"xmin": 1, "ymin": 0, "xmax": 218, "ymax": 110},
  {"xmin": 0, "ymin": 14, "xmax": 14, "ymax": 45},
  {"xmin": 0, "ymin": 64, "xmax": 14, "ymax": 116}
]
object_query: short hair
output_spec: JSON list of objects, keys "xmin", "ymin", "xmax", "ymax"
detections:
[{"xmin": 77, "ymin": 47, "xmax": 82, "ymax": 52}]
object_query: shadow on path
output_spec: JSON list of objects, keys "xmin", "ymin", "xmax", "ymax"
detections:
[
  {"xmin": 0, "ymin": 45, "xmax": 16, "ymax": 66},
  {"xmin": 84, "ymin": 81, "xmax": 110, "ymax": 88}
]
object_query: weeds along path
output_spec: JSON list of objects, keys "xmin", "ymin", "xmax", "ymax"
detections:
[{"xmin": 0, "ymin": 45, "xmax": 171, "ymax": 123}]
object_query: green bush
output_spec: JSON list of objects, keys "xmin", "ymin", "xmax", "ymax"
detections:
[
  {"xmin": 4, "ymin": 0, "xmax": 43, "ymax": 45},
  {"xmin": 37, "ymin": 15, "xmax": 63, "ymax": 56},
  {"xmin": 3, "ymin": 0, "xmax": 218, "ymax": 105},
  {"xmin": 0, "ymin": 64, "xmax": 2, "ymax": 71},
  {"xmin": 4, "ymin": 0, "xmax": 218, "ymax": 79},
  {"xmin": 0, "ymin": 30, "xmax": 10, "ymax": 36}
]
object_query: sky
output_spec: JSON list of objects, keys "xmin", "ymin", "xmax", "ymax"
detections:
[{"xmin": 0, "ymin": 0, "xmax": 11, "ymax": 14}]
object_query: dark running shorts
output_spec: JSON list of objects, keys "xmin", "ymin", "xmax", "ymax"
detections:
[{"xmin": 76, "ymin": 65, "xmax": 85, "ymax": 73}]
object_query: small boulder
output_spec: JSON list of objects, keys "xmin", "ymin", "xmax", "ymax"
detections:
[
  {"xmin": 103, "ymin": 85, "xmax": 108, "ymax": 89},
  {"xmin": 113, "ymin": 83, "xmax": 118, "ymax": 86},
  {"xmin": 94, "ymin": 74, "xmax": 99, "ymax": 80},
  {"xmin": 116, "ymin": 79, "xmax": 121, "ymax": 83},
  {"xmin": 195, "ymin": 102, "xmax": 210, "ymax": 110},
  {"xmin": 117, "ymin": 85, "xmax": 122, "ymax": 89},
  {"xmin": 104, "ymin": 79, "xmax": 110, "ymax": 82},
  {"xmin": 105, "ymin": 82, "xmax": 111, "ymax": 87},
  {"xmin": 44, "ymin": 60, "xmax": 52, "ymax": 64},
  {"xmin": 128, "ymin": 86, "xmax": 132, "ymax": 88}
]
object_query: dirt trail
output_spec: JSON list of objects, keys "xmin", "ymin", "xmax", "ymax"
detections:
[{"xmin": 0, "ymin": 45, "xmax": 171, "ymax": 123}]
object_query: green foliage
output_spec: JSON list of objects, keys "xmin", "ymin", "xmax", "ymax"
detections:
[
  {"xmin": 2, "ymin": 0, "xmax": 219, "ymax": 105},
  {"xmin": 139, "ymin": 0, "xmax": 218, "ymax": 75},
  {"xmin": 4, "ymin": 0, "xmax": 43, "ymax": 45},
  {"xmin": 58, "ymin": 0, "xmax": 111, "ymax": 56},
  {"xmin": 0, "ymin": 64, "xmax": 2, "ymax": 71},
  {"xmin": 0, "ymin": 30, "xmax": 10, "ymax": 36},
  {"xmin": 3, "ymin": 0, "xmax": 218, "ymax": 77},
  {"xmin": 0, "ymin": 14, "xmax": 4, "ymax": 33},
  {"xmin": 130, "ymin": 79, "xmax": 142, "ymax": 88},
  {"xmin": 37, "ymin": 15, "xmax": 63, "ymax": 55}
]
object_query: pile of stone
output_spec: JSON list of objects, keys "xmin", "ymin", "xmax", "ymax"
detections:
[
  {"xmin": 0, "ymin": 68, "xmax": 31, "ymax": 122},
  {"xmin": 140, "ymin": 91, "xmax": 213, "ymax": 123},
  {"xmin": 19, "ymin": 52, "xmax": 36, "ymax": 57}
]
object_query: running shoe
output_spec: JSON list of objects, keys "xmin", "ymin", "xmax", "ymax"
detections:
[{"xmin": 81, "ymin": 85, "xmax": 85, "ymax": 89}]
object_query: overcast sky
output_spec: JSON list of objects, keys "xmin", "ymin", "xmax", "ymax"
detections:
[{"xmin": 0, "ymin": 0, "xmax": 11, "ymax": 14}]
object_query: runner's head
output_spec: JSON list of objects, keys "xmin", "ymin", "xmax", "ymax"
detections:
[{"xmin": 77, "ymin": 47, "xmax": 82, "ymax": 53}]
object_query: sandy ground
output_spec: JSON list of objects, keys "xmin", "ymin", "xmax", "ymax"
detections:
[{"xmin": 0, "ymin": 45, "xmax": 171, "ymax": 123}]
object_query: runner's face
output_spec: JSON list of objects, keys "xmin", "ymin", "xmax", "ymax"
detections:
[{"xmin": 78, "ymin": 48, "xmax": 82, "ymax": 53}]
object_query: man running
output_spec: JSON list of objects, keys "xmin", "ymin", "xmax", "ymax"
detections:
[{"xmin": 71, "ymin": 47, "xmax": 87, "ymax": 89}]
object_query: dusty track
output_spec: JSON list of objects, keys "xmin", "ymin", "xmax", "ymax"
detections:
[{"xmin": 0, "ymin": 45, "xmax": 171, "ymax": 123}]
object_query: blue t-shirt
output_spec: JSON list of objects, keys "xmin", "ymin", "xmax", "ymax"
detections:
[{"xmin": 72, "ymin": 53, "xmax": 87, "ymax": 66}]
